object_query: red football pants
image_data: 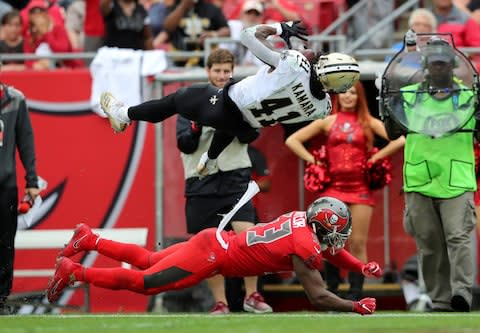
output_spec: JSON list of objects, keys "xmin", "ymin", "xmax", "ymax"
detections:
[{"xmin": 80, "ymin": 229, "xmax": 227, "ymax": 295}]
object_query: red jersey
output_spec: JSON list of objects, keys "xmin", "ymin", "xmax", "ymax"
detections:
[{"xmin": 221, "ymin": 211, "xmax": 323, "ymax": 276}]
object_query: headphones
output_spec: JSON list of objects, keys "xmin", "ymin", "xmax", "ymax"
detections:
[{"xmin": 420, "ymin": 38, "xmax": 460, "ymax": 69}]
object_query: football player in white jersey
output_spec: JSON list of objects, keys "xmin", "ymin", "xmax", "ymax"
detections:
[{"xmin": 100, "ymin": 21, "xmax": 360, "ymax": 175}]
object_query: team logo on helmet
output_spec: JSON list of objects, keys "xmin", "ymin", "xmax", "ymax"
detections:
[{"xmin": 306, "ymin": 197, "xmax": 352, "ymax": 254}]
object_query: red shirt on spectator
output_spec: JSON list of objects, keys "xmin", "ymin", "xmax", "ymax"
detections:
[
  {"xmin": 434, "ymin": 4, "xmax": 480, "ymax": 71},
  {"xmin": 228, "ymin": 0, "xmax": 301, "ymax": 23},
  {"xmin": 23, "ymin": 22, "xmax": 78, "ymax": 68},
  {"xmin": 85, "ymin": 0, "xmax": 105, "ymax": 37},
  {"xmin": 20, "ymin": 0, "xmax": 65, "ymax": 37}
]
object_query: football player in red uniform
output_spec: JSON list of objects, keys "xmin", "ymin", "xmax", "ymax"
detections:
[{"xmin": 47, "ymin": 196, "xmax": 381, "ymax": 315}]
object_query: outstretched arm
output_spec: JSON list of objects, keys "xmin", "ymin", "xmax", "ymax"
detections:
[
  {"xmin": 292, "ymin": 255, "xmax": 356, "ymax": 312},
  {"xmin": 240, "ymin": 24, "xmax": 282, "ymax": 68}
]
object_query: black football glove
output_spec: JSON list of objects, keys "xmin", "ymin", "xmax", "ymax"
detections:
[{"xmin": 280, "ymin": 21, "xmax": 308, "ymax": 49}]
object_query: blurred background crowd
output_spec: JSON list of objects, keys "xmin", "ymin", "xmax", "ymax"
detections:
[{"xmin": 0, "ymin": 0, "xmax": 479, "ymax": 70}]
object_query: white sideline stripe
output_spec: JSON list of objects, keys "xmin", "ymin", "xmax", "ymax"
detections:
[
  {"xmin": 14, "ymin": 269, "xmax": 54, "ymax": 277},
  {"xmin": 15, "ymin": 228, "xmax": 148, "ymax": 249}
]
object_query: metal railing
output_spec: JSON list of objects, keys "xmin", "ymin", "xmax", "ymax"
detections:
[{"xmin": 344, "ymin": 0, "xmax": 420, "ymax": 53}]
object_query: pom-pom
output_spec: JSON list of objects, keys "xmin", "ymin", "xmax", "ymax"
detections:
[
  {"xmin": 304, "ymin": 146, "xmax": 331, "ymax": 192},
  {"xmin": 366, "ymin": 147, "xmax": 393, "ymax": 190}
]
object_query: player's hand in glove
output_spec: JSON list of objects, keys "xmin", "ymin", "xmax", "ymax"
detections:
[
  {"xmin": 196, "ymin": 151, "xmax": 218, "ymax": 177},
  {"xmin": 361, "ymin": 261, "xmax": 383, "ymax": 278},
  {"xmin": 352, "ymin": 297, "xmax": 376, "ymax": 315},
  {"xmin": 280, "ymin": 21, "xmax": 308, "ymax": 49}
]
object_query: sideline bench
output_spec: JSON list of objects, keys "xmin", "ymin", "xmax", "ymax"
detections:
[{"xmin": 9, "ymin": 228, "xmax": 148, "ymax": 312}]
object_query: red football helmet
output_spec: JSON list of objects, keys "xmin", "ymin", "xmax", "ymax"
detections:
[{"xmin": 306, "ymin": 197, "xmax": 352, "ymax": 253}]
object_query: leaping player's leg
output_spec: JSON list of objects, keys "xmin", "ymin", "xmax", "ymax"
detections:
[
  {"xmin": 100, "ymin": 92, "xmax": 178, "ymax": 132},
  {"xmin": 100, "ymin": 92, "xmax": 131, "ymax": 133}
]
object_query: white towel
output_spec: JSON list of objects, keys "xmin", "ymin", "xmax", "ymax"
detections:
[
  {"xmin": 141, "ymin": 50, "xmax": 168, "ymax": 76},
  {"xmin": 90, "ymin": 47, "xmax": 143, "ymax": 116},
  {"xmin": 90, "ymin": 47, "xmax": 168, "ymax": 116}
]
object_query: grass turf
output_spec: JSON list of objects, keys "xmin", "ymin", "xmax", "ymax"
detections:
[{"xmin": 0, "ymin": 312, "xmax": 479, "ymax": 333}]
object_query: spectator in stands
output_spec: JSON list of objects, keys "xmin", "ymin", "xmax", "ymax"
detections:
[
  {"xmin": 0, "ymin": 2, "xmax": 13, "ymax": 27},
  {"xmin": 0, "ymin": 81, "xmax": 40, "ymax": 315},
  {"xmin": 61, "ymin": 0, "xmax": 106, "ymax": 60},
  {"xmin": 467, "ymin": 0, "xmax": 480, "ymax": 19},
  {"xmin": 431, "ymin": 0, "xmax": 480, "ymax": 58},
  {"xmin": 47, "ymin": 198, "xmax": 383, "ymax": 316},
  {"xmin": 222, "ymin": 0, "xmax": 265, "ymax": 66},
  {"xmin": 0, "ymin": 10, "xmax": 26, "ymax": 71},
  {"xmin": 139, "ymin": 0, "xmax": 173, "ymax": 49},
  {"xmin": 229, "ymin": 0, "xmax": 301, "ymax": 23},
  {"xmin": 347, "ymin": 0, "xmax": 394, "ymax": 49},
  {"xmin": 285, "ymin": 81, "xmax": 405, "ymax": 300},
  {"xmin": 453, "ymin": 0, "xmax": 480, "ymax": 15},
  {"xmin": 1, "ymin": 1, "xmax": 30, "ymax": 11},
  {"xmin": 176, "ymin": 48, "xmax": 272, "ymax": 314},
  {"xmin": 163, "ymin": 0, "xmax": 230, "ymax": 66},
  {"xmin": 23, "ymin": 2, "xmax": 80, "ymax": 69},
  {"xmin": 390, "ymin": 8, "xmax": 437, "ymax": 55},
  {"xmin": 100, "ymin": 0, "xmax": 153, "ymax": 50},
  {"xmin": 259, "ymin": 0, "xmax": 300, "ymax": 23},
  {"xmin": 65, "ymin": 0, "xmax": 85, "ymax": 50},
  {"xmin": 83, "ymin": 0, "xmax": 105, "ymax": 52},
  {"xmin": 20, "ymin": 0, "xmax": 65, "ymax": 38},
  {"xmin": 453, "ymin": 0, "xmax": 480, "ymax": 69}
]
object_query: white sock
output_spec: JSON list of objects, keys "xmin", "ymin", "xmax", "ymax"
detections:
[{"xmin": 117, "ymin": 106, "xmax": 131, "ymax": 123}]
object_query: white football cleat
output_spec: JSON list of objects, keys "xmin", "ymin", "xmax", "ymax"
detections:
[{"xmin": 100, "ymin": 92, "xmax": 130, "ymax": 133}]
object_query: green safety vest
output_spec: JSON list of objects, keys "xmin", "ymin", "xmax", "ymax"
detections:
[{"xmin": 402, "ymin": 83, "xmax": 477, "ymax": 198}]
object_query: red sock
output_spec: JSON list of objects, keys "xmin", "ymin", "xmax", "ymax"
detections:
[
  {"xmin": 83, "ymin": 267, "xmax": 146, "ymax": 293},
  {"xmin": 96, "ymin": 238, "xmax": 152, "ymax": 269}
]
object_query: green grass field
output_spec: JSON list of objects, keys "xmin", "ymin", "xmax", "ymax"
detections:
[{"xmin": 0, "ymin": 313, "xmax": 479, "ymax": 333}]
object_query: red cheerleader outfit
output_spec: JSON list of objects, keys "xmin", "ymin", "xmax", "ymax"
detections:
[{"xmin": 321, "ymin": 111, "xmax": 375, "ymax": 206}]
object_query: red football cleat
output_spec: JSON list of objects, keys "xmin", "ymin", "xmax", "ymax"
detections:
[
  {"xmin": 46, "ymin": 257, "xmax": 78, "ymax": 303},
  {"xmin": 58, "ymin": 223, "xmax": 98, "ymax": 258}
]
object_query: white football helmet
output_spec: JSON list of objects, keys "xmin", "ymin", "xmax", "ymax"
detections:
[{"xmin": 314, "ymin": 53, "xmax": 360, "ymax": 93}]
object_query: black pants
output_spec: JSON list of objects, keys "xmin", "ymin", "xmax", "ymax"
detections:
[
  {"xmin": 128, "ymin": 83, "xmax": 259, "ymax": 159},
  {"xmin": 0, "ymin": 186, "xmax": 18, "ymax": 301}
]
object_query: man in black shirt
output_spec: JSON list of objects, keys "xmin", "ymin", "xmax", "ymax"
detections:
[{"xmin": 163, "ymin": 0, "xmax": 230, "ymax": 66}]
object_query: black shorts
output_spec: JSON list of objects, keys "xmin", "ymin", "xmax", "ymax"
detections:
[{"xmin": 185, "ymin": 194, "xmax": 256, "ymax": 234}]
